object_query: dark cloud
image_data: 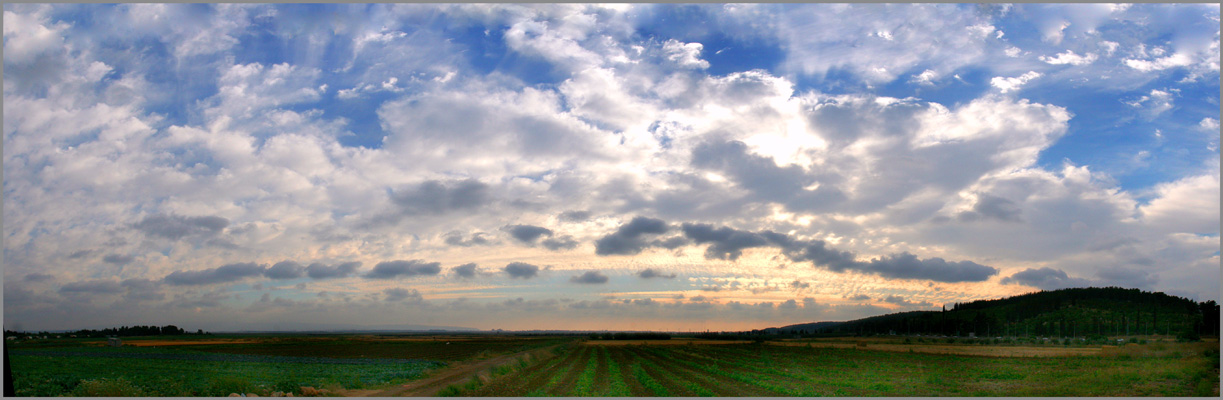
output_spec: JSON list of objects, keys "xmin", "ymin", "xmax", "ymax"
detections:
[
  {"xmin": 638, "ymin": 268, "xmax": 677, "ymax": 279},
  {"xmin": 102, "ymin": 254, "xmax": 135, "ymax": 265},
  {"xmin": 570, "ymin": 271, "xmax": 609, "ymax": 284},
  {"xmin": 690, "ymin": 140, "xmax": 845, "ymax": 213},
  {"xmin": 384, "ymin": 288, "xmax": 423, "ymax": 302},
  {"xmin": 558, "ymin": 210, "xmax": 591, "ymax": 222},
  {"xmin": 681, "ymin": 223, "xmax": 771, "ymax": 260},
  {"xmin": 882, "ymin": 295, "xmax": 933, "ymax": 307},
  {"xmin": 120, "ymin": 278, "xmax": 165, "ymax": 301},
  {"xmin": 689, "ymin": 295, "xmax": 710, "ymax": 302},
  {"xmin": 391, "ymin": 179, "xmax": 490, "ymax": 216},
  {"xmin": 306, "ymin": 262, "xmax": 361, "ymax": 279},
  {"xmin": 1095, "ymin": 267, "xmax": 1157, "ymax": 289},
  {"xmin": 845, "ymin": 294, "xmax": 872, "ymax": 301},
  {"xmin": 453, "ymin": 263, "xmax": 479, "ymax": 278},
  {"xmin": 540, "ymin": 235, "xmax": 579, "ymax": 251},
  {"xmin": 594, "ymin": 216, "xmax": 669, "ymax": 255},
  {"xmin": 676, "ymin": 223, "xmax": 997, "ymax": 283},
  {"xmin": 443, "ymin": 231, "xmax": 491, "ymax": 247},
  {"xmin": 790, "ymin": 280, "xmax": 810, "ymax": 289},
  {"xmin": 163, "ymin": 262, "xmax": 266, "ymax": 286},
  {"xmin": 859, "ymin": 253, "xmax": 998, "ymax": 283},
  {"xmin": 1000, "ymin": 267, "xmax": 1094, "ymax": 290},
  {"xmin": 959, "ymin": 194, "xmax": 1023, "ymax": 222},
  {"xmin": 778, "ymin": 299, "xmax": 799, "ymax": 309},
  {"xmin": 59, "ymin": 280, "xmax": 123, "ymax": 294},
  {"xmin": 651, "ymin": 236, "xmax": 690, "ymax": 250},
  {"xmin": 265, "ymin": 261, "xmax": 305, "ymax": 280},
  {"xmin": 67, "ymin": 249, "xmax": 97, "ymax": 259},
  {"xmin": 504, "ymin": 262, "xmax": 540, "ymax": 279},
  {"xmin": 23, "ymin": 273, "xmax": 54, "ymax": 282},
  {"xmin": 365, "ymin": 260, "xmax": 442, "ymax": 279},
  {"xmin": 133, "ymin": 213, "xmax": 229, "ymax": 240},
  {"xmin": 505, "ymin": 224, "xmax": 554, "ymax": 244}
]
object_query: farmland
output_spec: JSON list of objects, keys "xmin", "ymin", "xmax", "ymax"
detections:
[
  {"xmin": 6, "ymin": 334, "xmax": 570, "ymax": 397},
  {"xmin": 449, "ymin": 338, "xmax": 1221, "ymax": 397},
  {"xmin": 7, "ymin": 334, "xmax": 1219, "ymax": 397}
]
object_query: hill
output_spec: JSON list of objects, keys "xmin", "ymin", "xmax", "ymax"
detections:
[{"xmin": 770, "ymin": 287, "xmax": 1220, "ymax": 338}]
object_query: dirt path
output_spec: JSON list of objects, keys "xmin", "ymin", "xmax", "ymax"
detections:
[{"xmin": 363, "ymin": 344, "xmax": 562, "ymax": 397}]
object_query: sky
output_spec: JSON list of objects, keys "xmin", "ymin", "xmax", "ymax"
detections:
[{"xmin": 3, "ymin": 3, "xmax": 1219, "ymax": 333}]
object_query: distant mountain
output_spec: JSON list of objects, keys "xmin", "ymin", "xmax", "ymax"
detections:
[
  {"xmin": 217, "ymin": 322, "xmax": 478, "ymax": 333},
  {"xmin": 768, "ymin": 287, "xmax": 1220, "ymax": 338}
]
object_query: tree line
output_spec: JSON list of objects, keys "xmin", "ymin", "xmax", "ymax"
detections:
[
  {"xmin": 6, "ymin": 325, "xmax": 207, "ymax": 338},
  {"xmin": 772, "ymin": 287, "xmax": 1219, "ymax": 339}
]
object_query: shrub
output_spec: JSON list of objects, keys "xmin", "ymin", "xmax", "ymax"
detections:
[
  {"xmin": 1177, "ymin": 329, "xmax": 1202, "ymax": 342},
  {"xmin": 205, "ymin": 376, "xmax": 259, "ymax": 397},
  {"xmin": 70, "ymin": 377, "xmax": 145, "ymax": 397}
]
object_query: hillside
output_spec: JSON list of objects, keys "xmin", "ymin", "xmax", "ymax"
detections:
[{"xmin": 771, "ymin": 287, "xmax": 1220, "ymax": 338}]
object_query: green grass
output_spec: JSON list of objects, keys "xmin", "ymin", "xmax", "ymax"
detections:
[{"xmin": 10, "ymin": 346, "xmax": 442, "ymax": 396}]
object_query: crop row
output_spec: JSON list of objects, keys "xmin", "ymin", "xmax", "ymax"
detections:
[{"xmin": 446, "ymin": 342, "xmax": 1219, "ymax": 397}]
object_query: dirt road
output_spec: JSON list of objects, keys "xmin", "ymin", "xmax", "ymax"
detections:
[{"xmin": 364, "ymin": 344, "xmax": 563, "ymax": 397}]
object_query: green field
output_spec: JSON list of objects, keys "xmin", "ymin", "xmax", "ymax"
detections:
[
  {"xmin": 450, "ymin": 340, "xmax": 1221, "ymax": 397},
  {"xmin": 7, "ymin": 335, "xmax": 1219, "ymax": 397}
]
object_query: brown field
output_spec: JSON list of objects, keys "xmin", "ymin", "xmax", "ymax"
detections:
[
  {"xmin": 767, "ymin": 340, "xmax": 1105, "ymax": 357},
  {"xmin": 585, "ymin": 339, "xmax": 753, "ymax": 346}
]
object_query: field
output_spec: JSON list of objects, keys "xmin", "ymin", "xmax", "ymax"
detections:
[
  {"xmin": 7, "ymin": 334, "xmax": 1220, "ymax": 397},
  {"xmin": 6, "ymin": 334, "xmax": 568, "ymax": 397},
  {"xmin": 449, "ymin": 339, "xmax": 1221, "ymax": 397}
]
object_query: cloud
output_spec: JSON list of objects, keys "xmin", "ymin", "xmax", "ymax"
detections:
[
  {"xmin": 680, "ymin": 223, "xmax": 998, "ymax": 282},
  {"xmin": 443, "ymin": 231, "xmax": 492, "ymax": 247},
  {"xmin": 383, "ymin": 288, "xmax": 423, "ymax": 302},
  {"xmin": 504, "ymin": 262, "xmax": 541, "ymax": 279},
  {"xmin": 637, "ymin": 268, "xmax": 677, "ymax": 279},
  {"xmin": 594, "ymin": 216, "xmax": 670, "ymax": 255},
  {"xmin": 557, "ymin": 210, "xmax": 591, "ymax": 222},
  {"xmin": 163, "ymin": 262, "xmax": 266, "ymax": 286},
  {"xmin": 990, "ymin": 71, "xmax": 1042, "ymax": 93},
  {"xmin": 1124, "ymin": 52, "xmax": 1194, "ymax": 72},
  {"xmin": 453, "ymin": 263, "xmax": 479, "ymax": 279},
  {"xmin": 957, "ymin": 194, "xmax": 1023, "ymax": 222},
  {"xmin": 881, "ymin": 295, "xmax": 933, "ymax": 307},
  {"xmin": 1001, "ymin": 267, "xmax": 1095, "ymax": 290},
  {"xmin": 570, "ymin": 271, "xmax": 609, "ymax": 284},
  {"xmin": 662, "ymin": 39, "xmax": 710, "ymax": 69},
  {"xmin": 59, "ymin": 280, "xmax": 123, "ymax": 294},
  {"xmin": 845, "ymin": 294, "xmax": 872, "ymax": 301},
  {"xmin": 365, "ymin": 260, "xmax": 443, "ymax": 279},
  {"xmin": 689, "ymin": 141, "xmax": 844, "ymax": 213},
  {"xmin": 1200, "ymin": 118, "xmax": 1220, "ymax": 130},
  {"xmin": 540, "ymin": 236, "xmax": 579, "ymax": 251},
  {"xmin": 1039, "ymin": 50, "xmax": 1098, "ymax": 65},
  {"xmin": 681, "ymin": 222, "xmax": 772, "ymax": 260},
  {"xmin": 23, "ymin": 273, "xmax": 55, "ymax": 282},
  {"xmin": 790, "ymin": 280, "xmax": 810, "ymax": 289},
  {"xmin": 101, "ymin": 254, "xmax": 136, "ymax": 265},
  {"xmin": 132, "ymin": 214, "xmax": 229, "ymax": 240},
  {"xmin": 264, "ymin": 261, "xmax": 305, "ymax": 279},
  {"xmin": 305, "ymin": 262, "xmax": 361, "ymax": 280},
  {"xmin": 505, "ymin": 224, "xmax": 554, "ymax": 243},
  {"xmin": 390, "ymin": 179, "xmax": 490, "ymax": 216}
]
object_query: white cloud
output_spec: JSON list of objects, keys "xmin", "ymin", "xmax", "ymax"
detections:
[
  {"xmin": 1124, "ymin": 53, "xmax": 1195, "ymax": 72},
  {"xmin": 1199, "ymin": 118, "xmax": 1219, "ymax": 131},
  {"xmin": 2, "ymin": 10, "xmax": 66, "ymax": 65},
  {"xmin": 662, "ymin": 39, "xmax": 710, "ymax": 69},
  {"xmin": 1039, "ymin": 50, "xmax": 1099, "ymax": 66},
  {"xmin": 990, "ymin": 71, "xmax": 1042, "ymax": 93},
  {"xmin": 909, "ymin": 69, "xmax": 938, "ymax": 86}
]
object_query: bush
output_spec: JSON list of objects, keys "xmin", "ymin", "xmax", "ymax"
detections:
[
  {"xmin": 71, "ymin": 377, "xmax": 145, "ymax": 397},
  {"xmin": 1177, "ymin": 329, "xmax": 1202, "ymax": 342},
  {"xmin": 205, "ymin": 376, "xmax": 260, "ymax": 397}
]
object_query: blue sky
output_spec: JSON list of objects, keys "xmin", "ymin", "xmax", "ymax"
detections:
[{"xmin": 4, "ymin": 3, "xmax": 1219, "ymax": 332}]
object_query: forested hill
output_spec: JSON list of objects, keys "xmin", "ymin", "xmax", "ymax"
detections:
[{"xmin": 773, "ymin": 287, "xmax": 1220, "ymax": 338}]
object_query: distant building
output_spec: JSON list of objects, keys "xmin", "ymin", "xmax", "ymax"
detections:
[
  {"xmin": 4, "ymin": 336, "xmax": 14, "ymax": 341},
  {"xmin": 107, "ymin": 337, "xmax": 122, "ymax": 347}
]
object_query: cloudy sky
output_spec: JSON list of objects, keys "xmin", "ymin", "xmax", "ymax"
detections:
[{"xmin": 4, "ymin": 3, "xmax": 1219, "ymax": 332}]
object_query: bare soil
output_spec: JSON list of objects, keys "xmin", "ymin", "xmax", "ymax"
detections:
[{"xmin": 362, "ymin": 344, "xmax": 561, "ymax": 397}]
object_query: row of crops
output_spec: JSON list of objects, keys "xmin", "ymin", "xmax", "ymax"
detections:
[{"xmin": 449, "ymin": 342, "xmax": 1219, "ymax": 397}]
